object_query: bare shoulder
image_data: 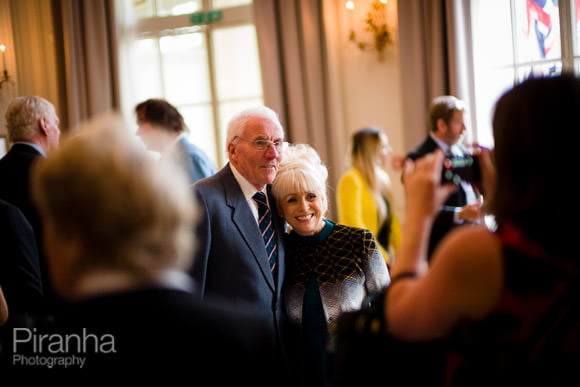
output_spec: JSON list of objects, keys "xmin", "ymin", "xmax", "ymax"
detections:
[
  {"xmin": 443, "ymin": 225, "xmax": 500, "ymax": 253},
  {"xmin": 431, "ymin": 225, "xmax": 504, "ymax": 319}
]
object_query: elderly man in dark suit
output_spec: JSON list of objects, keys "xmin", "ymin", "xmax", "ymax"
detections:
[
  {"xmin": 0, "ymin": 96, "xmax": 60, "ymax": 317},
  {"xmin": 190, "ymin": 105, "xmax": 288, "ymax": 375},
  {"xmin": 406, "ymin": 95, "xmax": 482, "ymax": 260}
]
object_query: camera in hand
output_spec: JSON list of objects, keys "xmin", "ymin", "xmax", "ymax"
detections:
[{"xmin": 441, "ymin": 154, "xmax": 481, "ymax": 185}]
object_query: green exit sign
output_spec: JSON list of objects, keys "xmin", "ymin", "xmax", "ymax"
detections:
[{"xmin": 190, "ymin": 10, "xmax": 223, "ymax": 24}]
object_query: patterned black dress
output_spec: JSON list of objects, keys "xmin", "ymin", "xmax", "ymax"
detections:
[{"xmin": 283, "ymin": 220, "xmax": 390, "ymax": 386}]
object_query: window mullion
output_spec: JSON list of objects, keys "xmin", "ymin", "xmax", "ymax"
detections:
[
  {"xmin": 156, "ymin": 37, "xmax": 167, "ymax": 97},
  {"xmin": 559, "ymin": 0, "xmax": 575, "ymax": 72},
  {"xmin": 509, "ymin": 0, "xmax": 519, "ymax": 82},
  {"xmin": 205, "ymin": 25, "xmax": 222, "ymax": 166}
]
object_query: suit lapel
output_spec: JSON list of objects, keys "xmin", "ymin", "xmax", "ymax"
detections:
[
  {"xmin": 424, "ymin": 136, "xmax": 440, "ymax": 154},
  {"xmin": 222, "ymin": 165, "xmax": 276, "ymax": 292}
]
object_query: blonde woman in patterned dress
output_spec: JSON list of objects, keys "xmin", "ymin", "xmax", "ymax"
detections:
[{"xmin": 272, "ymin": 143, "xmax": 390, "ymax": 387}]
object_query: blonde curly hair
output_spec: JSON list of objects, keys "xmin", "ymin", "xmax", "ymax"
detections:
[{"xmin": 271, "ymin": 143, "xmax": 329, "ymax": 216}]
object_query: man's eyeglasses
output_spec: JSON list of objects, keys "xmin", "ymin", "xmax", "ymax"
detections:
[{"xmin": 235, "ymin": 136, "xmax": 287, "ymax": 152}]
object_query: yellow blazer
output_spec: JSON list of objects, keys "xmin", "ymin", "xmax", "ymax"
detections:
[{"xmin": 336, "ymin": 168, "xmax": 401, "ymax": 262}]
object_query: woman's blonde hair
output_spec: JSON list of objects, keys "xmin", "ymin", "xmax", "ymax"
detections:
[
  {"xmin": 271, "ymin": 143, "xmax": 329, "ymax": 215},
  {"xmin": 32, "ymin": 113, "xmax": 197, "ymax": 279},
  {"xmin": 350, "ymin": 127, "xmax": 392, "ymax": 204}
]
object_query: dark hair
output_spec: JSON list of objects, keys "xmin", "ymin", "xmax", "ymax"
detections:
[
  {"xmin": 427, "ymin": 95, "xmax": 465, "ymax": 132},
  {"xmin": 351, "ymin": 127, "xmax": 382, "ymax": 157},
  {"xmin": 135, "ymin": 99, "xmax": 185, "ymax": 133},
  {"xmin": 491, "ymin": 74, "xmax": 580, "ymax": 258}
]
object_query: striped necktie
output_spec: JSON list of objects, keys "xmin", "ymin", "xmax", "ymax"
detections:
[{"xmin": 252, "ymin": 191, "xmax": 278, "ymax": 272}]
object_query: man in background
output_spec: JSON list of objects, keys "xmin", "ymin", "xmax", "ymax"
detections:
[
  {"xmin": 135, "ymin": 98, "xmax": 217, "ymax": 183},
  {"xmin": 405, "ymin": 95, "xmax": 482, "ymax": 260},
  {"xmin": 0, "ymin": 95, "xmax": 61, "ymax": 320}
]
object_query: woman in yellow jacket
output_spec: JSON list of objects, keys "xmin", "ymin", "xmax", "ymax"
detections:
[{"xmin": 336, "ymin": 127, "xmax": 401, "ymax": 264}]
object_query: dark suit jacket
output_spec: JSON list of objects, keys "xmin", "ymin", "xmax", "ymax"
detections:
[
  {"xmin": 173, "ymin": 136, "xmax": 217, "ymax": 184},
  {"xmin": 0, "ymin": 144, "xmax": 55, "ymax": 311},
  {"xmin": 406, "ymin": 136, "xmax": 472, "ymax": 259},
  {"xmin": 190, "ymin": 163, "xmax": 286, "ymax": 348},
  {"xmin": 0, "ymin": 199, "xmax": 43, "ymax": 332},
  {"xmin": 0, "ymin": 143, "xmax": 42, "ymax": 230},
  {"xmin": 3, "ymin": 287, "xmax": 282, "ymax": 381}
]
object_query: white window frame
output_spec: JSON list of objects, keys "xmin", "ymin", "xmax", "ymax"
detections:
[
  {"xmin": 118, "ymin": 0, "xmax": 259, "ymax": 167},
  {"xmin": 465, "ymin": 0, "xmax": 579, "ymax": 147}
]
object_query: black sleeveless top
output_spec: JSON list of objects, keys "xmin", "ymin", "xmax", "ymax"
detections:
[{"xmin": 444, "ymin": 222, "xmax": 580, "ymax": 387}]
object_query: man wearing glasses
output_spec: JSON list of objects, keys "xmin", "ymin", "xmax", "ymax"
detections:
[{"xmin": 190, "ymin": 105, "xmax": 290, "ymax": 384}]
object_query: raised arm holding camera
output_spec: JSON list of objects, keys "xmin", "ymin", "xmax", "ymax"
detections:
[
  {"xmin": 405, "ymin": 95, "xmax": 484, "ymax": 260},
  {"xmin": 336, "ymin": 75, "xmax": 580, "ymax": 387}
]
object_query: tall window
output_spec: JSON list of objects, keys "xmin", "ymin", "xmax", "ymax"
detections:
[
  {"xmin": 121, "ymin": 0, "xmax": 263, "ymax": 166},
  {"xmin": 468, "ymin": 0, "xmax": 579, "ymax": 147}
]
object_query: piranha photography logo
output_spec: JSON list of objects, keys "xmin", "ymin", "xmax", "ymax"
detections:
[{"xmin": 11, "ymin": 328, "xmax": 116, "ymax": 369}]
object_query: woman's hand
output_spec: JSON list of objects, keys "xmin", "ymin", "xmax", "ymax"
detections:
[{"xmin": 403, "ymin": 150, "xmax": 457, "ymax": 219}]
